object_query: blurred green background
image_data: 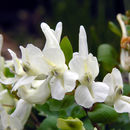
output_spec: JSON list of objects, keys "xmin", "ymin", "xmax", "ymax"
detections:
[{"xmin": 0, "ymin": 0, "xmax": 129, "ymax": 58}]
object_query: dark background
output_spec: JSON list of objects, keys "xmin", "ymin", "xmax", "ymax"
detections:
[{"xmin": 0, "ymin": 0, "xmax": 129, "ymax": 58}]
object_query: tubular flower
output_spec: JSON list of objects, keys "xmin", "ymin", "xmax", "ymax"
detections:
[
  {"xmin": 0, "ymin": 99, "xmax": 32, "ymax": 130},
  {"xmin": 69, "ymin": 26, "xmax": 109, "ymax": 108},
  {"xmin": 103, "ymin": 68, "xmax": 130, "ymax": 113},
  {"xmin": 40, "ymin": 22, "xmax": 78, "ymax": 100}
]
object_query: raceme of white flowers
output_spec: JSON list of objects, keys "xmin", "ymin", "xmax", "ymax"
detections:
[{"xmin": 0, "ymin": 22, "xmax": 130, "ymax": 129}]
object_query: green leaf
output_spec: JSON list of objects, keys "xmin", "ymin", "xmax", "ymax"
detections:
[
  {"xmin": 60, "ymin": 36, "xmax": 73, "ymax": 65},
  {"xmin": 97, "ymin": 44, "xmax": 118, "ymax": 72},
  {"xmin": 108, "ymin": 21, "xmax": 121, "ymax": 37},
  {"xmin": 35, "ymin": 95, "xmax": 74, "ymax": 118},
  {"xmin": 123, "ymin": 83, "xmax": 130, "ymax": 96},
  {"xmin": 83, "ymin": 118, "xmax": 94, "ymax": 130},
  {"xmin": 35, "ymin": 103, "xmax": 58, "ymax": 117},
  {"xmin": 108, "ymin": 113, "xmax": 130, "ymax": 129},
  {"xmin": 37, "ymin": 116, "xmax": 58, "ymax": 130},
  {"xmin": 71, "ymin": 105, "xmax": 86, "ymax": 119},
  {"xmin": 48, "ymin": 95, "xmax": 74, "ymax": 111},
  {"xmin": 88, "ymin": 103, "xmax": 118, "ymax": 123},
  {"xmin": 4, "ymin": 67, "xmax": 14, "ymax": 77}
]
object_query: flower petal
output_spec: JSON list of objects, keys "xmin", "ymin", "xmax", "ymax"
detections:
[
  {"xmin": 0, "ymin": 105, "xmax": 23, "ymax": 130},
  {"xmin": 41, "ymin": 22, "xmax": 60, "ymax": 50},
  {"xmin": 111, "ymin": 68, "xmax": 123, "ymax": 87},
  {"xmin": 20, "ymin": 44, "xmax": 50, "ymax": 75},
  {"xmin": 8, "ymin": 49, "xmax": 25, "ymax": 75},
  {"xmin": 50, "ymin": 76, "xmax": 65, "ymax": 100},
  {"xmin": 69, "ymin": 56, "xmax": 86, "ymax": 77},
  {"xmin": 103, "ymin": 73, "xmax": 115, "ymax": 96},
  {"xmin": 43, "ymin": 48, "xmax": 66, "ymax": 68},
  {"xmin": 92, "ymin": 82, "xmax": 109, "ymax": 102},
  {"xmin": 0, "ymin": 76, "xmax": 17, "ymax": 85},
  {"xmin": 63, "ymin": 70, "xmax": 78, "ymax": 92},
  {"xmin": 11, "ymin": 99, "xmax": 32, "ymax": 125},
  {"xmin": 86, "ymin": 54, "xmax": 99, "ymax": 79},
  {"xmin": 17, "ymin": 80, "xmax": 50, "ymax": 104},
  {"xmin": 12, "ymin": 76, "xmax": 36, "ymax": 91},
  {"xmin": 79, "ymin": 26, "xmax": 88, "ymax": 58},
  {"xmin": 55, "ymin": 22, "xmax": 62, "ymax": 43},
  {"xmin": 75, "ymin": 85, "xmax": 94, "ymax": 108},
  {"xmin": 114, "ymin": 96, "xmax": 130, "ymax": 113}
]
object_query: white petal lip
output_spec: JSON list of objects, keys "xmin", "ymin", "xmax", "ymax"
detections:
[
  {"xmin": 63, "ymin": 70, "xmax": 78, "ymax": 92},
  {"xmin": 114, "ymin": 96, "xmax": 130, "ymax": 113},
  {"xmin": 41, "ymin": 22, "xmax": 60, "ymax": 50},
  {"xmin": 50, "ymin": 76, "xmax": 65, "ymax": 100},
  {"xmin": 75, "ymin": 85, "xmax": 94, "ymax": 108},
  {"xmin": 12, "ymin": 76, "xmax": 36, "ymax": 91},
  {"xmin": 17, "ymin": 79, "xmax": 50, "ymax": 104},
  {"xmin": 79, "ymin": 25, "xmax": 88, "ymax": 58},
  {"xmin": 111, "ymin": 68, "xmax": 123, "ymax": 87},
  {"xmin": 92, "ymin": 82, "xmax": 109, "ymax": 102}
]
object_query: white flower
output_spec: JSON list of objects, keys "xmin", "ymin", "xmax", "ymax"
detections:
[
  {"xmin": 0, "ymin": 99, "xmax": 32, "ymax": 130},
  {"xmin": 69, "ymin": 26, "xmax": 109, "ymax": 108},
  {"xmin": 103, "ymin": 68, "xmax": 130, "ymax": 113},
  {"xmin": 41, "ymin": 22, "xmax": 78, "ymax": 100}
]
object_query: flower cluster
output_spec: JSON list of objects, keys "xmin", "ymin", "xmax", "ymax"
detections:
[{"xmin": 0, "ymin": 21, "xmax": 130, "ymax": 129}]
